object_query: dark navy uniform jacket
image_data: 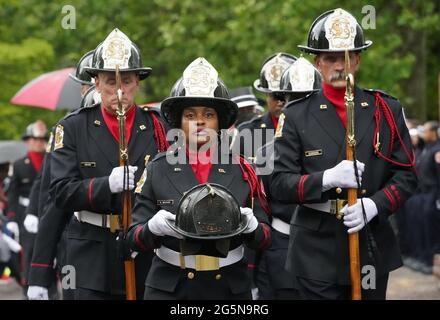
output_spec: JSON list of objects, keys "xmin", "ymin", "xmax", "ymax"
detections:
[
  {"xmin": 271, "ymin": 87, "xmax": 418, "ymax": 285},
  {"xmin": 7, "ymin": 155, "xmax": 39, "ymax": 225},
  {"xmin": 127, "ymin": 148, "xmax": 271, "ymax": 299},
  {"xmin": 49, "ymin": 103, "xmax": 166, "ymax": 295},
  {"xmin": 235, "ymin": 112, "xmax": 275, "ymax": 161}
]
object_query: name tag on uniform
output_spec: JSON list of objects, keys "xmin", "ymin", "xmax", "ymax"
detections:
[
  {"xmin": 305, "ymin": 149, "xmax": 323, "ymax": 157},
  {"xmin": 81, "ymin": 162, "xmax": 96, "ymax": 168},
  {"xmin": 157, "ymin": 200, "xmax": 174, "ymax": 206}
]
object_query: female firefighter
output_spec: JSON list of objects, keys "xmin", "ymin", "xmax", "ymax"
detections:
[{"xmin": 126, "ymin": 57, "xmax": 271, "ymax": 300}]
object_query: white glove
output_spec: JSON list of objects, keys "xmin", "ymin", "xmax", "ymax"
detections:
[
  {"xmin": 27, "ymin": 286, "xmax": 49, "ymax": 300},
  {"xmin": 148, "ymin": 210, "xmax": 183, "ymax": 239},
  {"xmin": 1, "ymin": 233, "xmax": 22, "ymax": 253},
  {"xmin": 24, "ymin": 214, "xmax": 39, "ymax": 234},
  {"xmin": 341, "ymin": 198, "xmax": 378, "ymax": 234},
  {"xmin": 240, "ymin": 207, "xmax": 259, "ymax": 234},
  {"xmin": 322, "ymin": 160, "xmax": 365, "ymax": 192},
  {"xmin": 108, "ymin": 166, "xmax": 138, "ymax": 193},
  {"xmin": 6, "ymin": 221, "xmax": 19, "ymax": 239}
]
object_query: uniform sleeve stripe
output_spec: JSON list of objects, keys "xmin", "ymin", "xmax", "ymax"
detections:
[
  {"xmin": 383, "ymin": 188, "xmax": 396, "ymax": 212},
  {"xmin": 390, "ymin": 184, "xmax": 402, "ymax": 208},
  {"xmin": 297, "ymin": 175, "xmax": 309, "ymax": 203},
  {"xmin": 88, "ymin": 178, "xmax": 95, "ymax": 210},
  {"xmin": 135, "ymin": 225, "xmax": 148, "ymax": 251},
  {"xmin": 31, "ymin": 263, "xmax": 52, "ymax": 268}
]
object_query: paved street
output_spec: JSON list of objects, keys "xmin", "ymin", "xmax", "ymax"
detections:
[
  {"xmin": 0, "ymin": 278, "xmax": 24, "ymax": 300},
  {"xmin": 1, "ymin": 266, "xmax": 439, "ymax": 300},
  {"xmin": 387, "ymin": 266, "xmax": 440, "ymax": 300}
]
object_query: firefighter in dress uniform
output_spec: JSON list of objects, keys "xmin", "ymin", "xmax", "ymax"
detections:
[
  {"xmin": 255, "ymin": 56, "xmax": 321, "ymax": 299},
  {"xmin": 231, "ymin": 52, "xmax": 295, "ymax": 299},
  {"xmin": 235, "ymin": 52, "xmax": 296, "ymax": 162},
  {"xmin": 6, "ymin": 120, "xmax": 48, "ymax": 294},
  {"xmin": 27, "ymin": 50, "xmax": 99, "ymax": 300},
  {"xmin": 126, "ymin": 57, "xmax": 271, "ymax": 300},
  {"xmin": 271, "ymin": 8, "xmax": 417, "ymax": 299},
  {"xmin": 30, "ymin": 29, "xmax": 168, "ymax": 300}
]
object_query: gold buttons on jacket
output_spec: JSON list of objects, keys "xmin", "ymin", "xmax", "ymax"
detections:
[
  {"xmin": 215, "ymin": 274, "xmax": 222, "ymax": 280},
  {"xmin": 361, "ymin": 189, "xmax": 367, "ymax": 195},
  {"xmin": 187, "ymin": 272, "xmax": 195, "ymax": 280},
  {"xmin": 336, "ymin": 187, "xmax": 342, "ymax": 194}
]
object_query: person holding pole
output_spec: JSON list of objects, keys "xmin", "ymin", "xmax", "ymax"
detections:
[
  {"xmin": 271, "ymin": 8, "xmax": 417, "ymax": 300},
  {"xmin": 47, "ymin": 29, "xmax": 168, "ymax": 300}
]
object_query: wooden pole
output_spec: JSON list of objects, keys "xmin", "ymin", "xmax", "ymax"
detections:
[
  {"xmin": 116, "ymin": 65, "xmax": 136, "ymax": 300},
  {"xmin": 345, "ymin": 51, "xmax": 361, "ymax": 300}
]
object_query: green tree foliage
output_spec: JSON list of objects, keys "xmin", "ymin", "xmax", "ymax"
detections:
[{"xmin": 0, "ymin": 0, "xmax": 438, "ymax": 139}]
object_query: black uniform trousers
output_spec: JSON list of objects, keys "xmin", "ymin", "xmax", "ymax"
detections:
[
  {"xmin": 296, "ymin": 274, "xmax": 388, "ymax": 300},
  {"xmin": 236, "ymin": 114, "xmax": 276, "ymax": 298},
  {"xmin": 7, "ymin": 155, "xmax": 39, "ymax": 289},
  {"xmin": 255, "ymin": 141, "xmax": 299, "ymax": 300}
]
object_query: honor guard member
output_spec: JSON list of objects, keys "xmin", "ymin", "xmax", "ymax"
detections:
[
  {"xmin": 255, "ymin": 57, "xmax": 321, "ymax": 299},
  {"xmin": 410, "ymin": 121, "xmax": 440, "ymax": 272},
  {"xmin": 27, "ymin": 127, "xmax": 64, "ymax": 299},
  {"xmin": 27, "ymin": 50, "xmax": 100, "ymax": 300},
  {"xmin": 227, "ymin": 87, "xmax": 260, "ymax": 153},
  {"xmin": 234, "ymin": 52, "xmax": 295, "ymax": 162},
  {"xmin": 7, "ymin": 120, "xmax": 48, "ymax": 292},
  {"xmin": 70, "ymin": 49, "xmax": 102, "ymax": 109},
  {"xmin": 26, "ymin": 50, "xmax": 96, "ymax": 243},
  {"xmin": 48, "ymin": 29, "xmax": 168, "ymax": 300},
  {"xmin": 271, "ymin": 8, "xmax": 417, "ymax": 299},
  {"xmin": 80, "ymin": 86, "xmax": 101, "ymax": 109},
  {"xmin": 126, "ymin": 57, "xmax": 271, "ymax": 300},
  {"xmin": 232, "ymin": 53, "xmax": 294, "ymax": 298},
  {"xmin": 230, "ymin": 87, "xmax": 260, "ymax": 127},
  {"xmin": 69, "ymin": 50, "xmax": 95, "ymax": 96},
  {"xmin": 1, "ymin": 157, "xmax": 23, "ymax": 286}
]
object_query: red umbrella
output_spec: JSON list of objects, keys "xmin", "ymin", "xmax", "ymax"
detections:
[{"xmin": 10, "ymin": 67, "xmax": 82, "ymax": 110}]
